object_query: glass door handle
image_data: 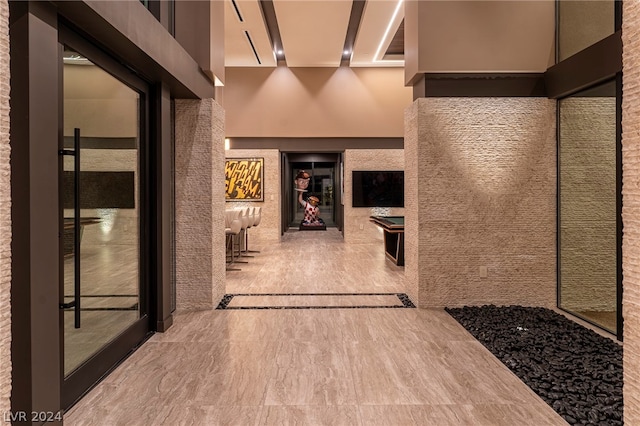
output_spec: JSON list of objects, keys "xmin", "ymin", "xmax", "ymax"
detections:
[{"xmin": 59, "ymin": 128, "xmax": 81, "ymax": 328}]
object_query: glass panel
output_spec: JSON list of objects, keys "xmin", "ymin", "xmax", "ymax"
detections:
[
  {"xmin": 313, "ymin": 162, "xmax": 335, "ymax": 227},
  {"xmin": 292, "ymin": 162, "xmax": 312, "ymax": 225},
  {"xmin": 558, "ymin": 0, "xmax": 615, "ymax": 61},
  {"xmin": 559, "ymin": 80, "xmax": 617, "ymax": 333},
  {"xmin": 62, "ymin": 48, "xmax": 141, "ymax": 375}
]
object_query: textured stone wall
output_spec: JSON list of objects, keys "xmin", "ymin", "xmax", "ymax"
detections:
[
  {"xmin": 404, "ymin": 104, "xmax": 420, "ymax": 306},
  {"xmin": 623, "ymin": 1, "xmax": 640, "ymax": 422},
  {"xmin": 0, "ymin": 0, "xmax": 10, "ymax": 416},
  {"xmin": 174, "ymin": 99, "xmax": 226, "ymax": 310},
  {"xmin": 225, "ymin": 149, "xmax": 280, "ymax": 246},
  {"xmin": 343, "ymin": 149, "xmax": 405, "ymax": 245},
  {"xmin": 559, "ymin": 97, "xmax": 617, "ymax": 311},
  {"xmin": 405, "ymin": 98, "xmax": 556, "ymax": 308}
]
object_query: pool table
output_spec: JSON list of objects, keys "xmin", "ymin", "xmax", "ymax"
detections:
[{"xmin": 369, "ymin": 216, "xmax": 404, "ymax": 266}]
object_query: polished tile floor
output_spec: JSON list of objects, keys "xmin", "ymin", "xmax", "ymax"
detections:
[{"xmin": 65, "ymin": 229, "xmax": 567, "ymax": 425}]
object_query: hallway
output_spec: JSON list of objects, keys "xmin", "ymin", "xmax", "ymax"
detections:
[{"xmin": 64, "ymin": 229, "xmax": 566, "ymax": 425}]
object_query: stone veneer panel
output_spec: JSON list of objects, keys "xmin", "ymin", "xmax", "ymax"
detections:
[
  {"xmin": 225, "ymin": 149, "xmax": 280, "ymax": 245},
  {"xmin": 559, "ymin": 98, "xmax": 617, "ymax": 312},
  {"xmin": 343, "ymin": 149, "xmax": 405, "ymax": 245},
  {"xmin": 174, "ymin": 99, "xmax": 225, "ymax": 310},
  {"xmin": 623, "ymin": 1, "xmax": 640, "ymax": 422},
  {"xmin": 0, "ymin": 0, "xmax": 10, "ymax": 416},
  {"xmin": 405, "ymin": 98, "xmax": 556, "ymax": 308}
]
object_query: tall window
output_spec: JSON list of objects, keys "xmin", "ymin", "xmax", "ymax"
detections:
[
  {"xmin": 558, "ymin": 80, "xmax": 618, "ymax": 335},
  {"xmin": 555, "ymin": 0, "xmax": 621, "ymax": 338}
]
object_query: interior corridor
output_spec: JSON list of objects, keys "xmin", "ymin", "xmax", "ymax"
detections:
[{"xmin": 64, "ymin": 229, "xmax": 566, "ymax": 425}]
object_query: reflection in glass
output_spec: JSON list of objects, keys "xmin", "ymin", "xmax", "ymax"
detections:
[
  {"xmin": 62, "ymin": 48, "xmax": 141, "ymax": 375},
  {"xmin": 558, "ymin": 80, "xmax": 617, "ymax": 333},
  {"xmin": 558, "ymin": 0, "xmax": 615, "ymax": 61}
]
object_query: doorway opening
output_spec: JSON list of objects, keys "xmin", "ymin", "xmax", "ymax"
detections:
[{"xmin": 281, "ymin": 152, "xmax": 343, "ymax": 233}]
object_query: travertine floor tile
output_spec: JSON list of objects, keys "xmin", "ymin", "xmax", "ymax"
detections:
[
  {"xmin": 410, "ymin": 403, "xmax": 564, "ymax": 426},
  {"xmin": 227, "ymin": 294, "xmax": 404, "ymax": 308},
  {"xmin": 260, "ymin": 406, "xmax": 360, "ymax": 426},
  {"xmin": 65, "ymin": 230, "xmax": 567, "ymax": 426},
  {"xmin": 358, "ymin": 405, "xmax": 419, "ymax": 426},
  {"xmin": 265, "ymin": 340, "xmax": 357, "ymax": 406}
]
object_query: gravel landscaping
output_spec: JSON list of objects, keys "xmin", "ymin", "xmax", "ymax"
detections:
[{"xmin": 445, "ymin": 305, "xmax": 623, "ymax": 425}]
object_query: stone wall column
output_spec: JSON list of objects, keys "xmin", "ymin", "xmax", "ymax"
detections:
[
  {"xmin": 622, "ymin": 1, "xmax": 640, "ymax": 422},
  {"xmin": 174, "ymin": 99, "xmax": 226, "ymax": 310},
  {"xmin": 404, "ymin": 98, "xmax": 556, "ymax": 308},
  {"xmin": 0, "ymin": 0, "xmax": 11, "ymax": 416}
]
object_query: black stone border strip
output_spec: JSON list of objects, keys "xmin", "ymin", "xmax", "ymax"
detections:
[{"xmin": 216, "ymin": 293, "xmax": 416, "ymax": 310}]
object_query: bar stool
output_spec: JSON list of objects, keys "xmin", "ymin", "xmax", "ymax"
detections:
[
  {"xmin": 244, "ymin": 206, "xmax": 256, "ymax": 252},
  {"xmin": 246, "ymin": 206, "xmax": 261, "ymax": 253},
  {"xmin": 225, "ymin": 210, "xmax": 242, "ymax": 271},
  {"xmin": 235, "ymin": 208, "xmax": 252, "ymax": 261}
]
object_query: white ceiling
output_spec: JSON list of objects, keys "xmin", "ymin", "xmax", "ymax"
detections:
[{"xmin": 224, "ymin": 0, "xmax": 404, "ymax": 68}]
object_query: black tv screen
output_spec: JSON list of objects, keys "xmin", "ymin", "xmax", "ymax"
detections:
[{"xmin": 352, "ymin": 171, "xmax": 404, "ymax": 207}]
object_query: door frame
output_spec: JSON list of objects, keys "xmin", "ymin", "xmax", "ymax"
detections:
[
  {"xmin": 10, "ymin": 3, "xmax": 175, "ymax": 419},
  {"xmin": 58, "ymin": 25, "xmax": 154, "ymax": 410},
  {"xmin": 283, "ymin": 152, "xmax": 343, "ymax": 231}
]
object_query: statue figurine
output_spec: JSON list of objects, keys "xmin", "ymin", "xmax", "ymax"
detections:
[
  {"xmin": 294, "ymin": 170, "xmax": 324, "ymax": 227},
  {"xmin": 299, "ymin": 193, "xmax": 324, "ymax": 226},
  {"xmin": 294, "ymin": 170, "xmax": 310, "ymax": 192}
]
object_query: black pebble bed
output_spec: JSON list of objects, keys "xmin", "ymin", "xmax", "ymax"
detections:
[{"xmin": 445, "ymin": 305, "xmax": 623, "ymax": 425}]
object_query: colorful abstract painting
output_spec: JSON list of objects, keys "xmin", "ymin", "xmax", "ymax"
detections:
[{"xmin": 225, "ymin": 158, "xmax": 264, "ymax": 201}]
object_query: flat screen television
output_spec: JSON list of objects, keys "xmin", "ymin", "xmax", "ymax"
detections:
[{"xmin": 352, "ymin": 170, "xmax": 404, "ymax": 208}]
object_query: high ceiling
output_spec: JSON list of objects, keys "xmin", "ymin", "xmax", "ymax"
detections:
[{"xmin": 224, "ymin": 0, "xmax": 404, "ymax": 68}]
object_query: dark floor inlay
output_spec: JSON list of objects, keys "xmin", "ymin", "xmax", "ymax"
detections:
[
  {"xmin": 446, "ymin": 305, "xmax": 623, "ymax": 426},
  {"xmin": 215, "ymin": 293, "xmax": 416, "ymax": 310},
  {"xmin": 216, "ymin": 294, "xmax": 234, "ymax": 310}
]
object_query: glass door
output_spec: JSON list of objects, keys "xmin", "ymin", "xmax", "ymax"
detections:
[{"xmin": 60, "ymin": 43, "xmax": 150, "ymax": 408}]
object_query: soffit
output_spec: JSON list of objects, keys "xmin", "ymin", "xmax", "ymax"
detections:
[{"xmin": 224, "ymin": 0, "xmax": 405, "ymax": 68}]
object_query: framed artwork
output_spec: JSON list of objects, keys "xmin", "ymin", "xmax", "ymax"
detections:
[{"xmin": 225, "ymin": 158, "xmax": 264, "ymax": 201}]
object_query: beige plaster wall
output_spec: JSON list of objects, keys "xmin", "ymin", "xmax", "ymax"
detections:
[
  {"xmin": 405, "ymin": 98, "xmax": 556, "ymax": 308},
  {"xmin": 559, "ymin": 97, "xmax": 617, "ymax": 312},
  {"xmin": 225, "ymin": 149, "xmax": 281, "ymax": 246},
  {"xmin": 0, "ymin": 0, "xmax": 10, "ymax": 415},
  {"xmin": 623, "ymin": 1, "xmax": 640, "ymax": 422},
  {"xmin": 223, "ymin": 67, "xmax": 412, "ymax": 138},
  {"xmin": 343, "ymin": 149, "xmax": 404, "ymax": 245},
  {"xmin": 174, "ymin": 99, "xmax": 226, "ymax": 310},
  {"xmin": 405, "ymin": 0, "xmax": 555, "ymax": 84}
]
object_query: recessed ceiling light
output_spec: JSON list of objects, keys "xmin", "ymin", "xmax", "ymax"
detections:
[
  {"xmin": 343, "ymin": 50, "xmax": 350, "ymax": 55},
  {"xmin": 277, "ymin": 50, "xmax": 283, "ymax": 55}
]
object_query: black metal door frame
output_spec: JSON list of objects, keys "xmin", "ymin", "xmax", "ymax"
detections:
[{"xmin": 58, "ymin": 25, "xmax": 153, "ymax": 410}]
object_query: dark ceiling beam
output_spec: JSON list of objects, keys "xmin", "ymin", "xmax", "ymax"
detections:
[
  {"xmin": 545, "ymin": 30, "xmax": 621, "ymax": 99},
  {"xmin": 259, "ymin": 0, "xmax": 286, "ymax": 66},
  {"xmin": 384, "ymin": 19, "xmax": 404, "ymax": 58},
  {"xmin": 342, "ymin": 0, "xmax": 366, "ymax": 67}
]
